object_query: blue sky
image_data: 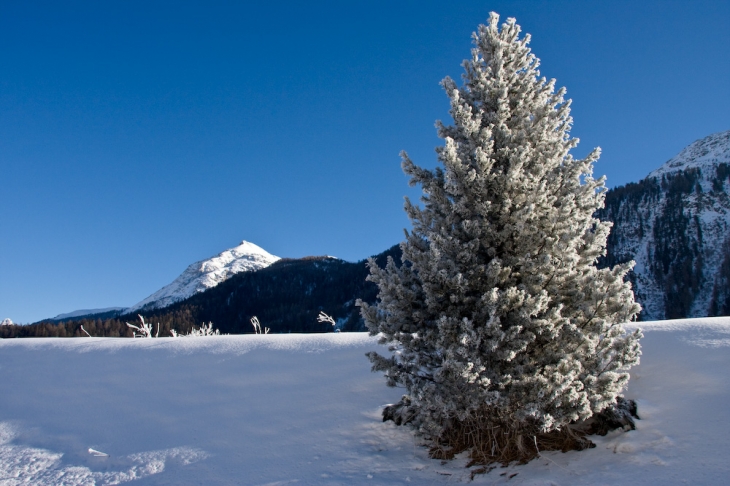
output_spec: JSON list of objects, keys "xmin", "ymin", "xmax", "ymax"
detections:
[{"xmin": 2, "ymin": 0, "xmax": 729, "ymax": 323}]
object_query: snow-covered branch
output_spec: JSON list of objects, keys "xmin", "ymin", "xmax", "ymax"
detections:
[{"xmin": 317, "ymin": 311, "xmax": 336, "ymax": 328}]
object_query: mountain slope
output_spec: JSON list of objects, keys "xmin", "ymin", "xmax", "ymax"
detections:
[
  {"xmin": 127, "ymin": 240, "xmax": 280, "ymax": 313},
  {"xmin": 50, "ymin": 307, "xmax": 126, "ymax": 321},
  {"xmin": 130, "ymin": 245, "xmax": 402, "ymax": 334},
  {"xmin": 648, "ymin": 130, "xmax": 730, "ymax": 179},
  {"xmin": 598, "ymin": 130, "xmax": 730, "ymax": 319}
]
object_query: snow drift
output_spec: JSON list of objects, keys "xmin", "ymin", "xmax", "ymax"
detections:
[{"xmin": 1, "ymin": 319, "xmax": 729, "ymax": 484}]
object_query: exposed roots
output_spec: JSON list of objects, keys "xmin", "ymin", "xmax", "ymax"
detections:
[
  {"xmin": 383, "ymin": 397, "xmax": 639, "ymax": 470},
  {"xmin": 428, "ymin": 413, "xmax": 594, "ymax": 467}
]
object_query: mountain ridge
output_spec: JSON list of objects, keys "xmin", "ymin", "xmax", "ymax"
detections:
[
  {"xmin": 127, "ymin": 240, "xmax": 280, "ymax": 313},
  {"xmin": 648, "ymin": 130, "xmax": 730, "ymax": 179},
  {"xmin": 51, "ymin": 307, "xmax": 126, "ymax": 321},
  {"xmin": 598, "ymin": 129, "xmax": 730, "ymax": 319}
]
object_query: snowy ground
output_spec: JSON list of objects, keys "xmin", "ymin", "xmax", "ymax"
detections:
[{"xmin": 1, "ymin": 318, "xmax": 729, "ymax": 485}]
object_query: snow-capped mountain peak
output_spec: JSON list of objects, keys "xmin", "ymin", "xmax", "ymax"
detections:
[
  {"xmin": 648, "ymin": 130, "xmax": 730, "ymax": 179},
  {"xmin": 128, "ymin": 240, "xmax": 280, "ymax": 313}
]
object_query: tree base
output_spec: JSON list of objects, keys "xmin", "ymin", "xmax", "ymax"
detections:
[{"xmin": 383, "ymin": 397, "xmax": 639, "ymax": 468}]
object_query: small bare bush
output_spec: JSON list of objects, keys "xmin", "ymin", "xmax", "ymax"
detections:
[
  {"xmin": 317, "ymin": 311, "xmax": 336, "ymax": 330},
  {"xmin": 126, "ymin": 315, "xmax": 158, "ymax": 338},
  {"xmin": 170, "ymin": 322, "xmax": 221, "ymax": 337},
  {"xmin": 250, "ymin": 316, "xmax": 269, "ymax": 334}
]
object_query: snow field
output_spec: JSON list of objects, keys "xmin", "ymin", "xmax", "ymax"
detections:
[{"xmin": 1, "ymin": 319, "xmax": 729, "ymax": 484}]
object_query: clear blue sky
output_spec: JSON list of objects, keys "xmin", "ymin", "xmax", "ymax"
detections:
[{"xmin": 2, "ymin": 0, "xmax": 728, "ymax": 323}]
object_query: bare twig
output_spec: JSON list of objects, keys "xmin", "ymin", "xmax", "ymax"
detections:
[{"xmin": 317, "ymin": 311, "xmax": 336, "ymax": 328}]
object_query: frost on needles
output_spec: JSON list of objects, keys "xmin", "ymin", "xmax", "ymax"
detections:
[{"xmin": 358, "ymin": 13, "xmax": 642, "ymax": 466}]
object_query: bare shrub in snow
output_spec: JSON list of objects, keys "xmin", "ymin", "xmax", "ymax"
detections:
[
  {"xmin": 359, "ymin": 13, "xmax": 642, "ymax": 466},
  {"xmin": 251, "ymin": 316, "xmax": 269, "ymax": 334},
  {"xmin": 126, "ymin": 315, "xmax": 158, "ymax": 338},
  {"xmin": 317, "ymin": 311, "xmax": 336, "ymax": 330},
  {"xmin": 187, "ymin": 322, "xmax": 220, "ymax": 337},
  {"xmin": 171, "ymin": 322, "xmax": 221, "ymax": 337},
  {"xmin": 128, "ymin": 315, "xmax": 222, "ymax": 338}
]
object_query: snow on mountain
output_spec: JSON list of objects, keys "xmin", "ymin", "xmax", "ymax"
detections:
[
  {"xmin": 648, "ymin": 130, "xmax": 730, "ymax": 179},
  {"xmin": 128, "ymin": 240, "xmax": 280, "ymax": 313},
  {"xmin": 599, "ymin": 130, "xmax": 730, "ymax": 320},
  {"xmin": 0, "ymin": 318, "xmax": 12, "ymax": 326},
  {"xmin": 51, "ymin": 307, "xmax": 126, "ymax": 320}
]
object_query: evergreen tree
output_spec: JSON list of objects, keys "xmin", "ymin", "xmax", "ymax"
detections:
[{"xmin": 359, "ymin": 13, "xmax": 642, "ymax": 464}]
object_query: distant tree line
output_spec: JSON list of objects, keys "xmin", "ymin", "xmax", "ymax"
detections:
[{"xmin": 1, "ymin": 318, "xmax": 133, "ymax": 338}]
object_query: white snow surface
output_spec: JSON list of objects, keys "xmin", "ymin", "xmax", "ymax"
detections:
[
  {"xmin": 128, "ymin": 240, "xmax": 279, "ymax": 313},
  {"xmin": 648, "ymin": 129, "xmax": 730, "ymax": 179},
  {"xmin": 0, "ymin": 319, "xmax": 12, "ymax": 326},
  {"xmin": 1, "ymin": 319, "xmax": 729, "ymax": 484}
]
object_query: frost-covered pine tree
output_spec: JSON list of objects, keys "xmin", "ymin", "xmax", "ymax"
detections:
[{"xmin": 359, "ymin": 13, "xmax": 642, "ymax": 464}]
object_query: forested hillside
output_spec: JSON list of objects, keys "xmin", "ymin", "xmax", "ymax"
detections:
[{"xmin": 597, "ymin": 131, "xmax": 730, "ymax": 320}]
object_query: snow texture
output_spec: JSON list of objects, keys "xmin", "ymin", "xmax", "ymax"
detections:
[
  {"xmin": 1, "ymin": 320, "xmax": 729, "ymax": 484},
  {"xmin": 128, "ymin": 240, "xmax": 280, "ymax": 313},
  {"xmin": 0, "ymin": 319, "xmax": 12, "ymax": 326}
]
